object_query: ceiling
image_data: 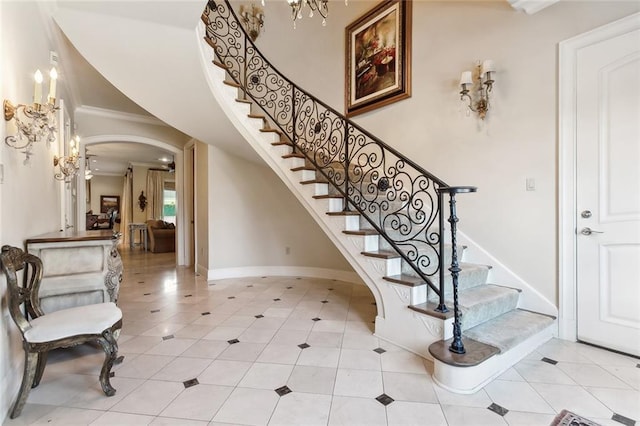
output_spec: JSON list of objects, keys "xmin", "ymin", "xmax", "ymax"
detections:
[{"xmin": 52, "ymin": 13, "xmax": 183, "ymax": 176}]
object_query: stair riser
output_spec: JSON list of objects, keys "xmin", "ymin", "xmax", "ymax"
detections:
[
  {"xmin": 426, "ymin": 267, "xmax": 490, "ymax": 301},
  {"xmin": 260, "ymin": 132, "xmax": 281, "ymax": 144},
  {"xmin": 362, "ymin": 257, "xmax": 401, "ymax": 277},
  {"xmin": 458, "ymin": 290, "xmax": 520, "ymax": 331},
  {"xmin": 273, "ymin": 144, "xmax": 292, "ymax": 156},
  {"xmin": 299, "ymin": 169, "xmax": 316, "ymax": 181},
  {"xmin": 327, "ymin": 198, "xmax": 344, "ymax": 213},
  {"xmin": 246, "ymin": 117, "xmax": 264, "ymax": 132}
]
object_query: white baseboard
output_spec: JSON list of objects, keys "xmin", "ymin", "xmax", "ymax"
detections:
[{"xmin": 206, "ymin": 266, "xmax": 363, "ymax": 285}]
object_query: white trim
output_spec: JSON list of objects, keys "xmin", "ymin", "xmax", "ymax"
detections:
[
  {"xmin": 206, "ymin": 266, "xmax": 364, "ymax": 285},
  {"xmin": 506, "ymin": 0, "xmax": 558, "ymax": 15},
  {"xmin": 75, "ymin": 105, "xmax": 168, "ymax": 127},
  {"xmin": 558, "ymin": 12, "xmax": 640, "ymax": 341}
]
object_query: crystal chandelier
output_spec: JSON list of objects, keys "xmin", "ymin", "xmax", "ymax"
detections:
[{"xmin": 281, "ymin": 0, "xmax": 346, "ymax": 28}]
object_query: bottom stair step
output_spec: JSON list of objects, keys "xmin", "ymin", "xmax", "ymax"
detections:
[{"xmin": 463, "ymin": 309, "xmax": 555, "ymax": 353}]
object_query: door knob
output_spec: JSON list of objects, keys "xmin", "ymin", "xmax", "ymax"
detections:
[
  {"xmin": 581, "ymin": 210, "xmax": 592, "ymax": 218},
  {"xmin": 580, "ymin": 227, "xmax": 604, "ymax": 236}
]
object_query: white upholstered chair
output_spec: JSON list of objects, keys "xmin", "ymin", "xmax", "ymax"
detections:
[{"xmin": 0, "ymin": 245, "xmax": 123, "ymax": 419}]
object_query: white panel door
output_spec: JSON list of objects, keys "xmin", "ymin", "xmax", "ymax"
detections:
[{"xmin": 576, "ymin": 27, "xmax": 640, "ymax": 356}]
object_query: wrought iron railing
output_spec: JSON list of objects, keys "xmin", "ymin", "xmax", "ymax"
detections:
[{"xmin": 202, "ymin": 0, "xmax": 476, "ymax": 347}]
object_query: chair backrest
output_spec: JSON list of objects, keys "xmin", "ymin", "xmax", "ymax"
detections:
[{"xmin": 0, "ymin": 245, "xmax": 45, "ymax": 337}]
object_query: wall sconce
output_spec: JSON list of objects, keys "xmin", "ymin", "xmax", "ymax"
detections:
[
  {"xmin": 4, "ymin": 68, "xmax": 59, "ymax": 163},
  {"xmin": 53, "ymin": 135, "xmax": 80, "ymax": 182},
  {"xmin": 138, "ymin": 191, "xmax": 147, "ymax": 212},
  {"xmin": 239, "ymin": 4, "xmax": 264, "ymax": 41},
  {"xmin": 459, "ymin": 60, "xmax": 495, "ymax": 120}
]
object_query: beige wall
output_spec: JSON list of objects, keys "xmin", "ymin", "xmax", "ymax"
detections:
[
  {"xmin": 208, "ymin": 145, "xmax": 352, "ymax": 272},
  {"xmin": 89, "ymin": 175, "xmax": 124, "ymax": 214},
  {"xmin": 256, "ymin": 0, "xmax": 640, "ymax": 305},
  {"xmin": 0, "ymin": 2, "xmax": 74, "ymax": 421},
  {"xmin": 195, "ymin": 141, "xmax": 209, "ymax": 272}
]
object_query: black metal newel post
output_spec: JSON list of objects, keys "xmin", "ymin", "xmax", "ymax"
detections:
[
  {"xmin": 438, "ymin": 186, "xmax": 477, "ymax": 355},
  {"xmin": 447, "ymin": 191, "xmax": 465, "ymax": 354},
  {"xmin": 436, "ymin": 190, "xmax": 448, "ymax": 313}
]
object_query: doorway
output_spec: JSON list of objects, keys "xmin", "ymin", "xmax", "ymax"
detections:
[{"xmin": 559, "ymin": 13, "xmax": 640, "ymax": 356}]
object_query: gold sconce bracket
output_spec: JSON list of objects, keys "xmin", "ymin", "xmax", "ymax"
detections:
[{"xmin": 4, "ymin": 99, "xmax": 16, "ymax": 121}]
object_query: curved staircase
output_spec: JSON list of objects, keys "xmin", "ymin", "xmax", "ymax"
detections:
[{"xmin": 196, "ymin": 0, "xmax": 555, "ymax": 393}]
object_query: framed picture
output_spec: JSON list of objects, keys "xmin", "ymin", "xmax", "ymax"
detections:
[
  {"xmin": 345, "ymin": 0, "xmax": 412, "ymax": 117},
  {"xmin": 100, "ymin": 195, "xmax": 120, "ymax": 213}
]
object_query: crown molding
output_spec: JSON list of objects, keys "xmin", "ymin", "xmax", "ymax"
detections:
[
  {"xmin": 507, "ymin": 0, "xmax": 559, "ymax": 14},
  {"xmin": 75, "ymin": 105, "xmax": 168, "ymax": 126}
]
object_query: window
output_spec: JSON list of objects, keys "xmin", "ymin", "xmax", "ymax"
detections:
[{"xmin": 163, "ymin": 180, "xmax": 176, "ymax": 225}]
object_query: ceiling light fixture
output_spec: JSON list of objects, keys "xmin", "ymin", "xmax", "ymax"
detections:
[{"xmin": 281, "ymin": 0, "xmax": 347, "ymax": 28}]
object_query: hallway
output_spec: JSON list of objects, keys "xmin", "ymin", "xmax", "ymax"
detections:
[{"xmin": 5, "ymin": 249, "xmax": 639, "ymax": 425}]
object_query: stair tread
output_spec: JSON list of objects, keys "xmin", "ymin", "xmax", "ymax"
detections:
[
  {"xmin": 384, "ymin": 274, "xmax": 426, "ymax": 287},
  {"xmin": 313, "ymin": 194, "xmax": 344, "ymax": 199},
  {"xmin": 260, "ymin": 128, "xmax": 281, "ymax": 134},
  {"xmin": 343, "ymin": 229, "xmax": 379, "ymax": 236},
  {"xmin": 224, "ymin": 80, "xmax": 241, "ymax": 88},
  {"xmin": 301, "ymin": 179, "xmax": 329, "ymax": 185},
  {"xmin": 291, "ymin": 166, "xmax": 316, "ymax": 172},
  {"xmin": 327, "ymin": 211, "xmax": 360, "ymax": 216},
  {"xmin": 247, "ymin": 114, "xmax": 265, "ymax": 119},
  {"xmin": 463, "ymin": 309, "xmax": 555, "ymax": 353},
  {"xmin": 212, "ymin": 60, "xmax": 227, "ymax": 70},
  {"xmin": 282, "ymin": 153, "xmax": 305, "ymax": 159},
  {"xmin": 361, "ymin": 250, "xmax": 399, "ymax": 259},
  {"xmin": 235, "ymin": 98, "xmax": 252, "ymax": 104},
  {"xmin": 429, "ymin": 337, "xmax": 500, "ymax": 367},
  {"xmin": 272, "ymin": 141, "xmax": 292, "ymax": 147}
]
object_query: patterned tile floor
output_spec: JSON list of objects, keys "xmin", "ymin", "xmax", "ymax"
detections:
[{"xmin": 4, "ymin": 249, "xmax": 639, "ymax": 425}]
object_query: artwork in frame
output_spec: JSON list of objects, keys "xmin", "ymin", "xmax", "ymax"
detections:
[
  {"xmin": 100, "ymin": 195, "xmax": 120, "ymax": 214},
  {"xmin": 345, "ymin": 0, "xmax": 412, "ymax": 117}
]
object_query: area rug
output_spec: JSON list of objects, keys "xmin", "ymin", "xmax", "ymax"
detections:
[{"xmin": 550, "ymin": 409, "xmax": 603, "ymax": 426}]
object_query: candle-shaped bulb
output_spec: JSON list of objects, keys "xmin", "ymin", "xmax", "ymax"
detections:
[
  {"xmin": 34, "ymin": 69, "xmax": 43, "ymax": 104},
  {"xmin": 460, "ymin": 71, "xmax": 472, "ymax": 86},
  {"xmin": 48, "ymin": 67, "xmax": 58, "ymax": 102}
]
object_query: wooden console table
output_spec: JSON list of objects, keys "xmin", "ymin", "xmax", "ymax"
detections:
[{"xmin": 26, "ymin": 230, "xmax": 123, "ymax": 313}]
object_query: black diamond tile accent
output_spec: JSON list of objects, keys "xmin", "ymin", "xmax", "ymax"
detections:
[
  {"xmin": 273, "ymin": 298, "xmax": 281, "ymax": 301},
  {"xmin": 183, "ymin": 378, "xmax": 199, "ymax": 389},
  {"xmin": 636, "ymin": 363, "xmax": 640, "ymax": 368},
  {"xmin": 296, "ymin": 277, "xmax": 301, "ymax": 280},
  {"xmin": 150, "ymin": 309, "xmax": 160, "ymax": 313},
  {"xmin": 143, "ymin": 293, "xmax": 151, "ymax": 296},
  {"xmin": 312, "ymin": 317, "xmax": 322, "ymax": 322},
  {"xmin": 298, "ymin": 343, "xmax": 310, "ymax": 349},
  {"xmin": 373, "ymin": 347, "xmax": 386, "ymax": 354},
  {"xmin": 247, "ymin": 284, "xmax": 253, "ymax": 287},
  {"xmin": 255, "ymin": 314, "xmax": 264, "ymax": 318},
  {"xmin": 262, "ymin": 276, "xmax": 267, "ymax": 278},
  {"xmin": 184, "ymin": 294, "xmax": 193, "ymax": 298},
  {"xmin": 328, "ymin": 288, "xmax": 334, "ymax": 291},
  {"xmin": 612, "ymin": 413, "xmax": 635, "ymax": 426},
  {"xmin": 275, "ymin": 386, "xmax": 292, "ymax": 396},
  {"xmin": 201, "ymin": 311, "xmax": 211, "ymax": 316},
  {"xmin": 376, "ymin": 394, "xmax": 394, "ymax": 406},
  {"xmin": 487, "ymin": 403, "xmax": 509, "ymax": 416},
  {"xmin": 162, "ymin": 334, "xmax": 175, "ymax": 341},
  {"xmin": 138, "ymin": 281, "xmax": 145, "ymax": 284},
  {"xmin": 321, "ymin": 300, "xmax": 329, "ymax": 304},
  {"xmin": 541, "ymin": 357, "xmax": 558, "ymax": 365},
  {"xmin": 228, "ymin": 296, "xmax": 236, "ymax": 299},
  {"xmin": 109, "ymin": 372, "xmax": 115, "ymax": 378},
  {"xmin": 227, "ymin": 339, "xmax": 240, "ymax": 344},
  {"xmin": 286, "ymin": 286, "xmax": 293, "ymax": 289},
  {"xmin": 134, "ymin": 272, "xmax": 141, "ymax": 275}
]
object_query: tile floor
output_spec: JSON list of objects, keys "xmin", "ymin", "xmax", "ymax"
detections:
[{"xmin": 4, "ymin": 249, "xmax": 639, "ymax": 426}]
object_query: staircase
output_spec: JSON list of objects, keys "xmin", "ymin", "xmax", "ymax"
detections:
[{"xmin": 198, "ymin": 0, "xmax": 556, "ymax": 393}]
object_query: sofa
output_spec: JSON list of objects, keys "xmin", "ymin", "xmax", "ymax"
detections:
[{"xmin": 146, "ymin": 220, "xmax": 176, "ymax": 253}]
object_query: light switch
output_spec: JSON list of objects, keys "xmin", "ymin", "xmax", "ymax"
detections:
[{"xmin": 526, "ymin": 178, "xmax": 536, "ymax": 191}]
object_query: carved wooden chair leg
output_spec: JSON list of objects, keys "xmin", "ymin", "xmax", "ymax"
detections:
[
  {"xmin": 32, "ymin": 351, "xmax": 48, "ymax": 388},
  {"xmin": 97, "ymin": 326, "xmax": 120, "ymax": 397},
  {"xmin": 10, "ymin": 351, "xmax": 38, "ymax": 419}
]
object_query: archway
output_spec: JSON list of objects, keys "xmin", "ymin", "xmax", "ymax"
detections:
[{"xmin": 76, "ymin": 135, "xmax": 187, "ymax": 266}]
